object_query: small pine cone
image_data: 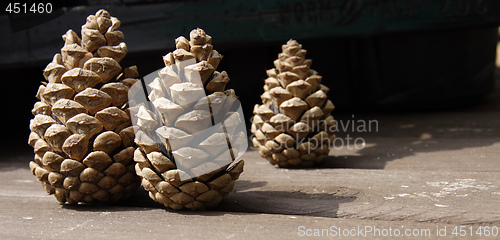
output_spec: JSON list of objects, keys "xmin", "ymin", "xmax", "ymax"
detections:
[
  {"xmin": 252, "ymin": 40, "xmax": 336, "ymax": 168},
  {"xmin": 28, "ymin": 9, "xmax": 140, "ymax": 204},
  {"xmin": 129, "ymin": 28, "xmax": 246, "ymax": 210}
]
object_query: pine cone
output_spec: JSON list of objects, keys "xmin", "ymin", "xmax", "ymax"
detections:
[
  {"xmin": 129, "ymin": 28, "xmax": 246, "ymax": 210},
  {"xmin": 251, "ymin": 40, "xmax": 336, "ymax": 168},
  {"xmin": 28, "ymin": 9, "xmax": 140, "ymax": 204}
]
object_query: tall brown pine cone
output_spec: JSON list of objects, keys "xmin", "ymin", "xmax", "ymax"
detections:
[
  {"xmin": 251, "ymin": 40, "xmax": 336, "ymax": 168},
  {"xmin": 28, "ymin": 9, "xmax": 140, "ymax": 204}
]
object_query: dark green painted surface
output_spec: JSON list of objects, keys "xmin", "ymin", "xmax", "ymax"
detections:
[
  {"xmin": 3, "ymin": 0, "xmax": 500, "ymax": 42},
  {"xmin": 118, "ymin": 0, "xmax": 500, "ymax": 43}
]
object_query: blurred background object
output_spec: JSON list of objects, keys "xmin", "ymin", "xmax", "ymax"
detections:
[
  {"xmin": 0, "ymin": 0, "xmax": 499, "ymax": 154},
  {"xmin": 497, "ymin": 27, "xmax": 500, "ymax": 67}
]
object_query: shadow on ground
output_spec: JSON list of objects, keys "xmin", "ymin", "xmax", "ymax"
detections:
[
  {"xmin": 217, "ymin": 180, "xmax": 357, "ymax": 218},
  {"xmin": 62, "ymin": 179, "xmax": 358, "ymax": 218},
  {"xmin": 61, "ymin": 189, "xmax": 161, "ymax": 212},
  {"xmin": 315, "ymin": 74, "xmax": 500, "ymax": 169}
]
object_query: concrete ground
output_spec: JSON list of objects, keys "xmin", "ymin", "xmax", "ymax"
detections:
[{"xmin": 1, "ymin": 68, "xmax": 499, "ymax": 239}]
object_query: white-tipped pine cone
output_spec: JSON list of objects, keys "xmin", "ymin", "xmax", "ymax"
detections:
[
  {"xmin": 251, "ymin": 40, "xmax": 336, "ymax": 168},
  {"xmin": 129, "ymin": 28, "xmax": 246, "ymax": 210},
  {"xmin": 28, "ymin": 9, "xmax": 140, "ymax": 204}
]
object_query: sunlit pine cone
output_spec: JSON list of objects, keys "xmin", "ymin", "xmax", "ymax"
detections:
[
  {"xmin": 130, "ymin": 28, "xmax": 245, "ymax": 210},
  {"xmin": 251, "ymin": 40, "xmax": 336, "ymax": 168},
  {"xmin": 29, "ymin": 9, "xmax": 140, "ymax": 204}
]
